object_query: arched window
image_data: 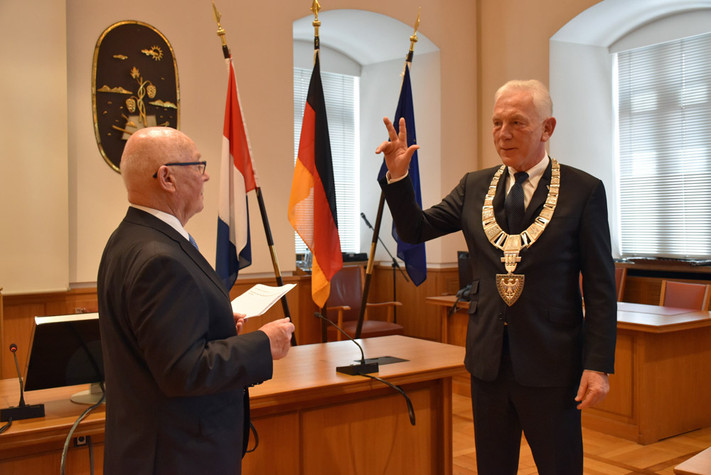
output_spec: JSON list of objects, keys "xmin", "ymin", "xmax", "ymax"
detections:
[
  {"xmin": 550, "ymin": 0, "xmax": 711, "ymax": 260},
  {"xmin": 292, "ymin": 10, "xmax": 440, "ymax": 262}
]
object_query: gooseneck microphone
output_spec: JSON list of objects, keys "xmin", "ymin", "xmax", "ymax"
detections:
[
  {"xmin": 11, "ymin": 344, "xmax": 25, "ymax": 407},
  {"xmin": 1, "ymin": 343, "xmax": 45, "ymax": 422},
  {"xmin": 360, "ymin": 212, "xmax": 374, "ymax": 230},
  {"xmin": 314, "ymin": 312, "xmax": 379, "ymax": 375},
  {"xmin": 313, "ymin": 313, "xmax": 416, "ymax": 425}
]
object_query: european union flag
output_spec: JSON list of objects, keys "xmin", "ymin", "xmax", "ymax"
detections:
[{"xmin": 378, "ymin": 64, "xmax": 427, "ymax": 286}]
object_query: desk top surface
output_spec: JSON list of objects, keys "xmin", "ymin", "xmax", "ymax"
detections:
[
  {"xmin": 426, "ymin": 296, "xmax": 711, "ymax": 333},
  {"xmin": 0, "ymin": 336, "xmax": 465, "ymax": 445},
  {"xmin": 250, "ymin": 335, "xmax": 465, "ymax": 404}
]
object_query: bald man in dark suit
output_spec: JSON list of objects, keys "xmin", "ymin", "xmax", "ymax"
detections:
[
  {"xmin": 98, "ymin": 127, "xmax": 294, "ymax": 474},
  {"xmin": 377, "ymin": 80, "xmax": 616, "ymax": 475}
]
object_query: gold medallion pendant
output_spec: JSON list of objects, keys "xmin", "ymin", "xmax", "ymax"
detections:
[
  {"xmin": 496, "ymin": 274, "xmax": 525, "ymax": 306},
  {"xmin": 482, "ymin": 159, "xmax": 560, "ymax": 305}
]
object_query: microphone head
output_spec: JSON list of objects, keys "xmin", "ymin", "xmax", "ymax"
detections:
[{"xmin": 9, "ymin": 343, "xmax": 17, "ymax": 353}]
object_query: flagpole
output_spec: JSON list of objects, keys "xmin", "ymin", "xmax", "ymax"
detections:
[
  {"xmin": 355, "ymin": 9, "xmax": 421, "ymax": 339},
  {"xmin": 309, "ymin": 0, "xmax": 331, "ymax": 343},
  {"xmin": 212, "ymin": 2, "xmax": 296, "ymax": 346}
]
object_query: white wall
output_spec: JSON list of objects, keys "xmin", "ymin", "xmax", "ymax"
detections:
[
  {"xmin": 0, "ymin": 0, "xmax": 477, "ymax": 294},
  {"xmin": 0, "ymin": 0, "xmax": 69, "ymax": 294}
]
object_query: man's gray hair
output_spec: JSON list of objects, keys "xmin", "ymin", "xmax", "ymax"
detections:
[{"xmin": 494, "ymin": 79, "xmax": 553, "ymax": 119}]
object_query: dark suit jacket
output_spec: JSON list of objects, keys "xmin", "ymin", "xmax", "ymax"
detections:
[
  {"xmin": 97, "ymin": 207, "xmax": 272, "ymax": 475},
  {"xmin": 381, "ymin": 159, "xmax": 617, "ymax": 387}
]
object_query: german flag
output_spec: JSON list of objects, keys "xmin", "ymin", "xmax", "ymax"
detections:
[{"xmin": 288, "ymin": 52, "xmax": 342, "ymax": 308}]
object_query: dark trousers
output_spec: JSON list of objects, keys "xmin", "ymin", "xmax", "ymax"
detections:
[{"xmin": 470, "ymin": 332, "xmax": 583, "ymax": 475}]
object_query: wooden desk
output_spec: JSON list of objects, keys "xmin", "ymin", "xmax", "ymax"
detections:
[
  {"xmin": 426, "ymin": 295, "xmax": 469, "ymax": 346},
  {"xmin": 426, "ymin": 296, "xmax": 711, "ymax": 444},
  {"xmin": 0, "ymin": 382, "xmax": 106, "ymax": 474},
  {"xmin": 1, "ymin": 336, "xmax": 465, "ymax": 474},
  {"xmin": 588, "ymin": 302, "xmax": 711, "ymax": 444},
  {"xmin": 244, "ymin": 335, "xmax": 465, "ymax": 474}
]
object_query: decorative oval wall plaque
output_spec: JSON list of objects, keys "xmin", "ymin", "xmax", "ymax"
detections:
[{"xmin": 92, "ymin": 20, "xmax": 180, "ymax": 173}]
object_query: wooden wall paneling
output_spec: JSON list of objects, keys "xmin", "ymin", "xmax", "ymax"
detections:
[
  {"xmin": 617, "ymin": 261, "xmax": 711, "ymax": 305},
  {"xmin": 2, "ymin": 295, "xmax": 57, "ymax": 380},
  {"xmin": 0, "ymin": 289, "xmax": 3, "ymax": 383},
  {"xmin": 369, "ymin": 265, "xmax": 458, "ymax": 342},
  {"xmin": 622, "ymin": 276, "xmax": 663, "ymax": 305}
]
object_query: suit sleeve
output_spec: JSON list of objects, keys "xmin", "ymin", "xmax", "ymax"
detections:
[
  {"xmin": 126, "ymin": 254, "xmax": 272, "ymax": 398},
  {"xmin": 379, "ymin": 174, "xmax": 467, "ymax": 243},
  {"xmin": 579, "ymin": 180, "xmax": 617, "ymax": 374}
]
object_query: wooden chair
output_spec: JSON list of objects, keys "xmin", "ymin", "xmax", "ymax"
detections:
[
  {"xmin": 324, "ymin": 265, "xmax": 404, "ymax": 341},
  {"xmin": 659, "ymin": 280, "xmax": 711, "ymax": 311}
]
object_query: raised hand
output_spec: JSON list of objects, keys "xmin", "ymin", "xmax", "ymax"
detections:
[{"xmin": 375, "ymin": 117, "xmax": 420, "ymax": 180}]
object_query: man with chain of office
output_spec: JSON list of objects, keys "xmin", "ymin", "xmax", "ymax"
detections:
[{"xmin": 376, "ymin": 79, "xmax": 617, "ymax": 475}]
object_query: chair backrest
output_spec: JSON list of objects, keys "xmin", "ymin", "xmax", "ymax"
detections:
[
  {"xmin": 659, "ymin": 280, "xmax": 711, "ymax": 310},
  {"xmin": 326, "ymin": 266, "xmax": 363, "ymax": 322}
]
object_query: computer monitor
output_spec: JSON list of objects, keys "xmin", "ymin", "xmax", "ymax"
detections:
[
  {"xmin": 24, "ymin": 313, "xmax": 104, "ymax": 405},
  {"xmin": 457, "ymin": 251, "xmax": 473, "ymax": 290}
]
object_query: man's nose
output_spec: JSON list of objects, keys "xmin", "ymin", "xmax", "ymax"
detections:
[{"xmin": 498, "ymin": 122, "xmax": 513, "ymax": 138}]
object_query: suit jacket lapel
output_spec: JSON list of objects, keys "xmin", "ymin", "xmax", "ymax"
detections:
[
  {"xmin": 125, "ymin": 208, "xmax": 230, "ymax": 297},
  {"xmin": 493, "ymin": 167, "xmax": 508, "ymax": 231},
  {"xmin": 523, "ymin": 158, "xmax": 553, "ymax": 226}
]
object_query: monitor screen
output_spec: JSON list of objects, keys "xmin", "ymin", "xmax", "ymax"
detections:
[
  {"xmin": 457, "ymin": 251, "xmax": 473, "ymax": 290},
  {"xmin": 24, "ymin": 313, "xmax": 104, "ymax": 395}
]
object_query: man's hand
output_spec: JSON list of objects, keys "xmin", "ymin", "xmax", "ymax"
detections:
[
  {"xmin": 375, "ymin": 117, "xmax": 420, "ymax": 180},
  {"xmin": 258, "ymin": 318, "xmax": 295, "ymax": 360},
  {"xmin": 575, "ymin": 370, "xmax": 610, "ymax": 410},
  {"xmin": 233, "ymin": 313, "xmax": 246, "ymax": 335}
]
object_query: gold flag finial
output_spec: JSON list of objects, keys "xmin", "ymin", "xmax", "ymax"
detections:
[
  {"xmin": 311, "ymin": 0, "xmax": 321, "ymax": 22},
  {"xmin": 211, "ymin": 1, "xmax": 230, "ymax": 58},
  {"xmin": 409, "ymin": 8, "xmax": 421, "ymax": 53},
  {"xmin": 311, "ymin": 0, "xmax": 322, "ymax": 50},
  {"xmin": 212, "ymin": 1, "xmax": 226, "ymax": 44},
  {"xmin": 404, "ymin": 8, "xmax": 421, "ymax": 65}
]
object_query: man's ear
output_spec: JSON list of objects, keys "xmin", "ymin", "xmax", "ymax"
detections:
[
  {"xmin": 541, "ymin": 117, "xmax": 557, "ymax": 141},
  {"xmin": 155, "ymin": 167, "xmax": 176, "ymax": 192}
]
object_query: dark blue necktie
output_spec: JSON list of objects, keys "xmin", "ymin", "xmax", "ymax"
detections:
[
  {"xmin": 188, "ymin": 234, "xmax": 199, "ymax": 250},
  {"xmin": 505, "ymin": 171, "xmax": 529, "ymax": 234}
]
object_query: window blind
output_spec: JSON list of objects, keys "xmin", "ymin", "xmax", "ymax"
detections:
[
  {"xmin": 293, "ymin": 67, "xmax": 360, "ymax": 255},
  {"xmin": 616, "ymin": 32, "xmax": 711, "ymax": 258}
]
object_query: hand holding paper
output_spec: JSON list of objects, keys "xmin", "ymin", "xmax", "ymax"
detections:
[{"xmin": 231, "ymin": 284, "xmax": 296, "ymax": 318}]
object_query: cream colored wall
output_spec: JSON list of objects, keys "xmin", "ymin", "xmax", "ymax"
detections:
[
  {"xmin": 0, "ymin": 0, "xmax": 69, "ymax": 294},
  {"xmin": 2, "ymin": 0, "xmax": 612, "ymax": 294},
  {"xmin": 476, "ymin": 0, "xmax": 601, "ymax": 168},
  {"xmin": 1, "ymin": 0, "xmax": 479, "ymax": 293}
]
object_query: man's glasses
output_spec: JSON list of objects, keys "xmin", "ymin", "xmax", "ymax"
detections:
[{"xmin": 152, "ymin": 161, "xmax": 207, "ymax": 178}]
